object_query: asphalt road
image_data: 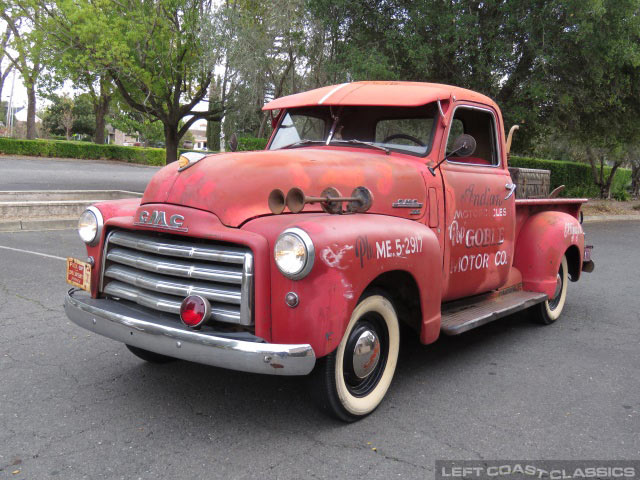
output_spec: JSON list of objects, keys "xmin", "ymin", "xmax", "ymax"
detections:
[
  {"xmin": 0, "ymin": 221, "xmax": 638, "ymax": 479},
  {"xmin": 0, "ymin": 155, "xmax": 159, "ymax": 193}
]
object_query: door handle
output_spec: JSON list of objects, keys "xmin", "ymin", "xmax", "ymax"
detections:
[{"xmin": 505, "ymin": 183, "xmax": 516, "ymax": 200}]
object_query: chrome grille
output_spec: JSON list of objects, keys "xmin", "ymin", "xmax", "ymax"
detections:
[{"xmin": 100, "ymin": 230, "xmax": 253, "ymax": 325}]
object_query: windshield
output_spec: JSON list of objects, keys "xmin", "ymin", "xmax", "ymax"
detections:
[{"xmin": 268, "ymin": 104, "xmax": 437, "ymax": 156}]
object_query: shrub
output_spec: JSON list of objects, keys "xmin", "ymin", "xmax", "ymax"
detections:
[
  {"xmin": 612, "ymin": 188, "xmax": 630, "ymax": 202},
  {"xmin": 236, "ymin": 136, "xmax": 268, "ymax": 151},
  {"xmin": 510, "ymin": 155, "xmax": 632, "ymax": 198},
  {"xmin": 0, "ymin": 137, "xmax": 165, "ymax": 166}
]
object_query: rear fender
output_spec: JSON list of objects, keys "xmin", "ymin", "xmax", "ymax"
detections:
[
  {"xmin": 513, "ymin": 211, "xmax": 584, "ymax": 297},
  {"xmin": 243, "ymin": 214, "xmax": 442, "ymax": 357}
]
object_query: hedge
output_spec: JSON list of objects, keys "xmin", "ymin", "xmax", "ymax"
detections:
[
  {"xmin": 236, "ymin": 136, "xmax": 268, "ymax": 151},
  {"xmin": 0, "ymin": 137, "xmax": 165, "ymax": 166},
  {"xmin": 0, "ymin": 137, "xmax": 631, "ymax": 198},
  {"xmin": 510, "ymin": 155, "xmax": 632, "ymax": 199}
]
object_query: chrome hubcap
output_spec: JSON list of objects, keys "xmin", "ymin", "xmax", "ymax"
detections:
[{"xmin": 352, "ymin": 329, "xmax": 380, "ymax": 379}]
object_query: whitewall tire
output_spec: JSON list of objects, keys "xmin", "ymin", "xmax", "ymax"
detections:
[
  {"xmin": 535, "ymin": 255, "xmax": 568, "ymax": 325},
  {"xmin": 312, "ymin": 292, "xmax": 400, "ymax": 422}
]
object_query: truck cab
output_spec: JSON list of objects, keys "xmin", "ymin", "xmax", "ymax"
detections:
[{"xmin": 65, "ymin": 82, "xmax": 593, "ymax": 421}]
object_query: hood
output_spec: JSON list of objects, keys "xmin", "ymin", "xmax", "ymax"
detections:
[{"xmin": 141, "ymin": 147, "xmax": 427, "ymax": 227}]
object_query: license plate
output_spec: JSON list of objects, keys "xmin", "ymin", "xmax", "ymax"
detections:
[{"xmin": 66, "ymin": 257, "xmax": 92, "ymax": 291}]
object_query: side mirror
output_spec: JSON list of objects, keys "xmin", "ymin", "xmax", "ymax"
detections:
[
  {"xmin": 229, "ymin": 133, "xmax": 238, "ymax": 152},
  {"xmin": 450, "ymin": 134, "xmax": 476, "ymax": 157},
  {"xmin": 428, "ymin": 134, "xmax": 478, "ymax": 177}
]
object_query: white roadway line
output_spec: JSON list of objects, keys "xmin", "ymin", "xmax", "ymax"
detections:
[{"xmin": 0, "ymin": 245, "xmax": 66, "ymax": 261}]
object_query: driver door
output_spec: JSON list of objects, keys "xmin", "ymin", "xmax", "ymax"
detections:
[{"xmin": 440, "ymin": 104, "xmax": 515, "ymax": 301}]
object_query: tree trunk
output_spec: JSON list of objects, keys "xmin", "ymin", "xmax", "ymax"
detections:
[
  {"xmin": 26, "ymin": 83, "xmax": 37, "ymax": 139},
  {"xmin": 94, "ymin": 102, "xmax": 107, "ymax": 144},
  {"xmin": 165, "ymin": 123, "xmax": 179, "ymax": 164},
  {"xmin": 0, "ymin": 77, "xmax": 4, "ymax": 123},
  {"xmin": 94, "ymin": 78, "xmax": 111, "ymax": 144},
  {"xmin": 631, "ymin": 163, "xmax": 640, "ymax": 197},
  {"xmin": 602, "ymin": 162, "xmax": 621, "ymax": 199},
  {"xmin": 257, "ymin": 112, "xmax": 269, "ymax": 139}
]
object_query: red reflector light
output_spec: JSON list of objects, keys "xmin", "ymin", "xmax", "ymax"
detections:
[{"xmin": 180, "ymin": 295, "xmax": 211, "ymax": 328}]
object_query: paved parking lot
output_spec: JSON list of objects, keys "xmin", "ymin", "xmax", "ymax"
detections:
[
  {"xmin": 0, "ymin": 156, "xmax": 158, "ymax": 192},
  {"xmin": 0, "ymin": 221, "xmax": 638, "ymax": 479}
]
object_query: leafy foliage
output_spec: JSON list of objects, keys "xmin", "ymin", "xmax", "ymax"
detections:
[
  {"xmin": 46, "ymin": 0, "xmax": 224, "ymax": 162},
  {"xmin": 236, "ymin": 136, "xmax": 268, "ymax": 151},
  {"xmin": 41, "ymin": 93, "xmax": 95, "ymax": 138}
]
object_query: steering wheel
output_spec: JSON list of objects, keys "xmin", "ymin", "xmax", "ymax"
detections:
[{"xmin": 382, "ymin": 133, "xmax": 426, "ymax": 147}]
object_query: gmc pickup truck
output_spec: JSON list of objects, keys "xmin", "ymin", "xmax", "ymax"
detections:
[{"xmin": 64, "ymin": 81, "xmax": 594, "ymax": 421}]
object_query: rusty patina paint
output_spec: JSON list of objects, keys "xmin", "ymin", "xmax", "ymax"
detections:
[{"xmin": 142, "ymin": 147, "xmax": 428, "ymax": 227}]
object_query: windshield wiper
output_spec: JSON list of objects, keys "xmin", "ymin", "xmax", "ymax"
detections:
[
  {"xmin": 282, "ymin": 140, "xmax": 326, "ymax": 149},
  {"xmin": 332, "ymin": 139, "xmax": 390, "ymax": 154}
]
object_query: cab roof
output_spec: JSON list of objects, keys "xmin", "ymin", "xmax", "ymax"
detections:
[{"xmin": 262, "ymin": 81, "xmax": 496, "ymax": 111}]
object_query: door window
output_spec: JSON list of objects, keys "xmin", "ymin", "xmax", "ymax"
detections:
[{"xmin": 446, "ymin": 107, "xmax": 499, "ymax": 166}]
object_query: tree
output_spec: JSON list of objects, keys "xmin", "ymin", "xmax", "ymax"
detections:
[
  {"xmin": 41, "ymin": 92, "xmax": 95, "ymax": 139},
  {"xmin": 46, "ymin": 0, "xmax": 225, "ymax": 163},
  {"xmin": 307, "ymin": 0, "xmax": 576, "ymax": 150},
  {"xmin": 0, "ymin": 23, "xmax": 14, "ymax": 124},
  {"xmin": 206, "ymin": 78, "xmax": 221, "ymax": 150},
  {"xmin": 36, "ymin": 10, "xmax": 116, "ymax": 145},
  {"xmin": 59, "ymin": 95, "xmax": 73, "ymax": 140},
  {"xmin": 222, "ymin": 0, "xmax": 307, "ymax": 137},
  {"xmin": 108, "ymin": 96, "xmax": 165, "ymax": 147},
  {"xmin": 550, "ymin": 0, "xmax": 640, "ymax": 198},
  {"xmin": 631, "ymin": 160, "xmax": 640, "ymax": 198},
  {"xmin": 1, "ymin": 1, "xmax": 47, "ymax": 139}
]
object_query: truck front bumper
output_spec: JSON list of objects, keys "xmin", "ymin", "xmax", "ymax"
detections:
[{"xmin": 64, "ymin": 289, "xmax": 316, "ymax": 375}]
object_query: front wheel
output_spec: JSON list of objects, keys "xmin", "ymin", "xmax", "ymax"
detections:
[
  {"xmin": 534, "ymin": 255, "xmax": 568, "ymax": 325},
  {"xmin": 311, "ymin": 292, "xmax": 400, "ymax": 422}
]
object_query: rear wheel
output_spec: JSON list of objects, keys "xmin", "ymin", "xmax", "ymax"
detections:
[
  {"xmin": 125, "ymin": 344, "xmax": 176, "ymax": 364},
  {"xmin": 311, "ymin": 292, "xmax": 400, "ymax": 422},
  {"xmin": 534, "ymin": 255, "xmax": 568, "ymax": 325}
]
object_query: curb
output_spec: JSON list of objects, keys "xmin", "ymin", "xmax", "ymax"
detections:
[
  {"xmin": 583, "ymin": 214, "xmax": 640, "ymax": 223},
  {"xmin": 0, "ymin": 190, "xmax": 142, "ymax": 233},
  {"xmin": 0, "ymin": 218, "xmax": 77, "ymax": 232}
]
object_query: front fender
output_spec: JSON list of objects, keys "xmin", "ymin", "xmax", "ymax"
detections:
[
  {"xmin": 84, "ymin": 198, "xmax": 142, "ymax": 297},
  {"xmin": 244, "ymin": 213, "xmax": 442, "ymax": 357},
  {"xmin": 513, "ymin": 211, "xmax": 584, "ymax": 297}
]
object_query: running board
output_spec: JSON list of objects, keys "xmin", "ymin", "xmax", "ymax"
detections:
[{"xmin": 441, "ymin": 290, "xmax": 548, "ymax": 335}]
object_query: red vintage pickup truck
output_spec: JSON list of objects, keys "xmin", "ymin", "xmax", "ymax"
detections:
[{"xmin": 65, "ymin": 81, "xmax": 594, "ymax": 421}]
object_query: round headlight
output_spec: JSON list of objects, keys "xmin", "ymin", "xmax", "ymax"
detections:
[
  {"xmin": 78, "ymin": 207, "xmax": 103, "ymax": 246},
  {"xmin": 274, "ymin": 228, "xmax": 314, "ymax": 280}
]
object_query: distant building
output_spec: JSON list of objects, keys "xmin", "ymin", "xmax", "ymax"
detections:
[
  {"xmin": 190, "ymin": 128, "xmax": 208, "ymax": 151},
  {"xmin": 13, "ymin": 107, "xmax": 42, "ymax": 124},
  {"xmin": 106, "ymin": 125, "xmax": 139, "ymax": 146}
]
